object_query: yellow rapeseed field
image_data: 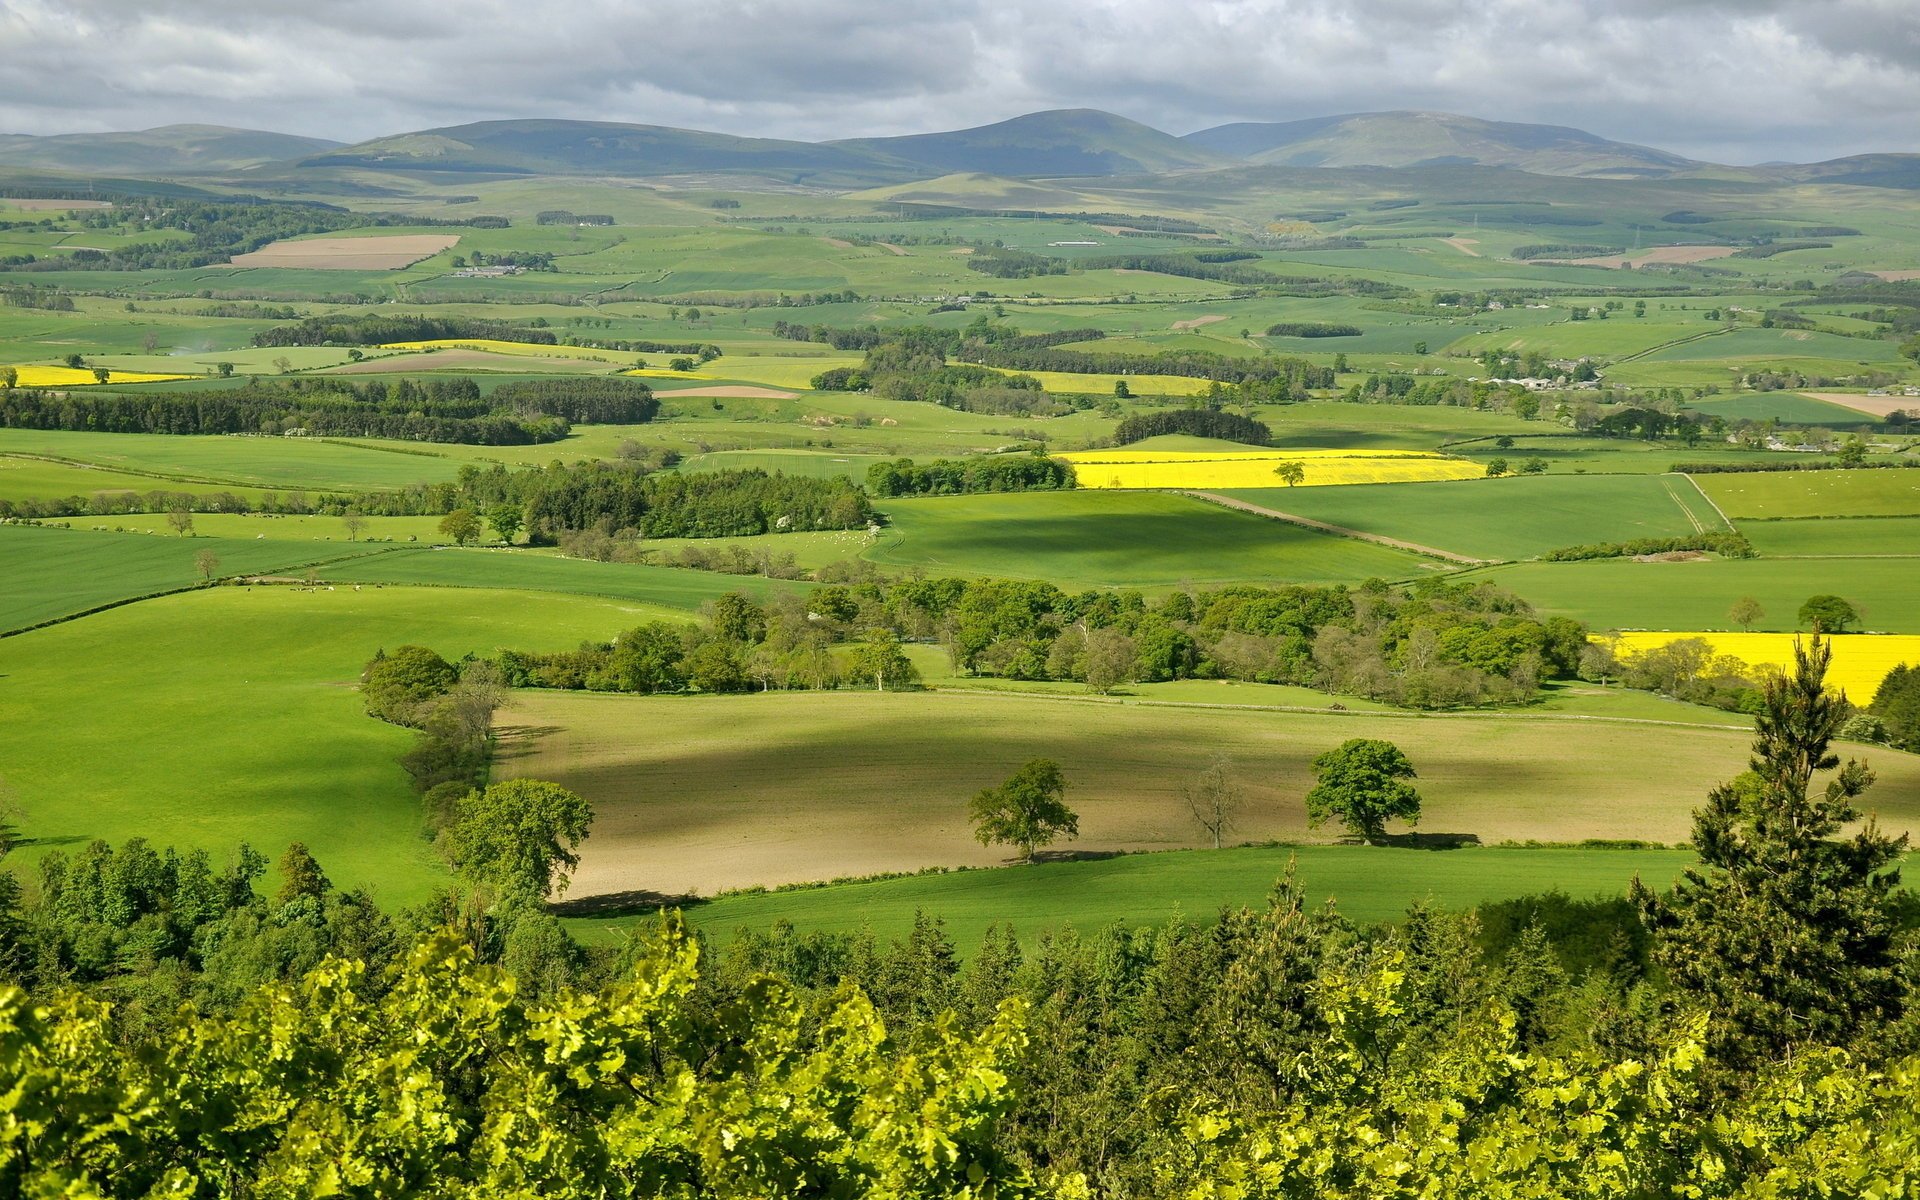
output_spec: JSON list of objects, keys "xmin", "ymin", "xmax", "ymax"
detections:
[
  {"xmin": 3, "ymin": 366, "xmax": 193, "ymax": 386},
  {"xmin": 1606, "ymin": 631, "xmax": 1920, "ymax": 702},
  {"xmin": 1057, "ymin": 447, "xmax": 1483, "ymax": 489}
]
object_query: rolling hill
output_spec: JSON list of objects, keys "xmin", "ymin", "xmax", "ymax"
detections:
[
  {"xmin": 0, "ymin": 125, "xmax": 342, "ymax": 175},
  {"xmin": 832, "ymin": 109, "xmax": 1234, "ymax": 178},
  {"xmin": 1183, "ymin": 111, "xmax": 1700, "ymax": 178},
  {"xmin": 295, "ymin": 119, "xmax": 916, "ymax": 182}
]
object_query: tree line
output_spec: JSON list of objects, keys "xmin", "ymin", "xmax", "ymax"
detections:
[
  {"xmin": 1113, "ymin": 407, "xmax": 1272, "ymax": 445},
  {"xmin": 865, "ymin": 452, "xmax": 1076, "ymax": 496},
  {"xmin": 0, "ymin": 376, "xmax": 657, "ymax": 445},
  {"xmin": 252, "ymin": 312, "xmax": 559, "ymax": 347}
]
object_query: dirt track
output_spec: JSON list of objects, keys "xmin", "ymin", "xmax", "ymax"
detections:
[{"xmin": 1186, "ymin": 491, "xmax": 1491, "ymax": 564}]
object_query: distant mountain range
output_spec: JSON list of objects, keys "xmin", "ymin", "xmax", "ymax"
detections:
[
  {"xmin": 0, "ymin": 110, "xmax": 1913, "ymax": 189},
  {"xmin": 0, "ymin": 125, "xmax": 341, "ymax": 175}
]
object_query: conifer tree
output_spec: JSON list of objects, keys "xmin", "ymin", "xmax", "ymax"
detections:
[{"xmin": 1634, "ymin": 635, "xmax": 1906, "ymax": 1066}]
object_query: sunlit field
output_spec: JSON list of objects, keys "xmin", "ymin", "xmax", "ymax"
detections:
[
  {"xmin": 1605, "ymin": 631, "xmax": 1920, "ymax": 701},
  {"xmin": 1059, "ymin": 446, "xmax": 1484, "ymax": 489}
]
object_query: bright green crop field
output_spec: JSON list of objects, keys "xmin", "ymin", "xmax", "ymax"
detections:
[
  {"xmin": 1219, "ymin": 473, "xmax": 1724, "ymax": 561},
  {"xmin": 0, "ymin": 428, "xmax": 462, "ymax": 493},
  {"xmin": 0, "ymin": 524, "xmax": 393, "ymax": 633},
  {"xmin": 1694, "ymin": 468, "xmax": 1920, "ymax": 519},
  {"xmin": 867, "ymin": 490, "xmax": 1436, "ymax": 588},
  {"xmin": 593, "ymin": 844, "xmax": 1706, "ymax": 950},
  {"xmin": 316, "ymin": 546, "xmax": 810, "ymax": 611},
  {"xmin": 1738, "ymin": 516, "xmax": 1920, "ymax": 557},
  {"xmin": 1471, "ymin": 556, "xmax": 1920, "ymax": 633},
  {"xmin": 0, "ymin": 585, "xmax": 685, "ymax": 904}
]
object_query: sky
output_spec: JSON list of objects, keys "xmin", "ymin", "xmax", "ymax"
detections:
[{"xmin": 2, "ymin": 0, "xmax": 1917, "ymax": 164}]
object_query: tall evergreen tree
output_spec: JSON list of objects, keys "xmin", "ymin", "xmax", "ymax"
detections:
[{"xmin": 1634, "ymin": 635, "xmax": 1906, "ymax": 1066}]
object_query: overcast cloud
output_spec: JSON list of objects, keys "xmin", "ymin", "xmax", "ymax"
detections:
[{"xmin": 2, "ymin": 0, "xmax": 1916, "ymax": 163}]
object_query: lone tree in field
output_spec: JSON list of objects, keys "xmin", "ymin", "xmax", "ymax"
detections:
[
  {"xmin": 90, "ymin": 366, "xmax": 109, "ymax": 384},
  {"xmin": 1798, "ymin": 594, "xmax": 1859, "ymax": 634},
  {"xmin": 341, "ymin": 508, "xmax": 367, "ymax": 542},
  {"xmin": 193, "ymin": 549, "xmax": 220, "ymax": 584},
  {"xmin": 1184, "ymin": 753, "xmax": 1244, "ymax": 850},
  {"xmin": 1634, "ymin": 636, "xmax": 1905, "ymax": 1067},
  {"xmin": 970, "ymin": 759, "xmax": 1078, "ymax": 862},
  {"xmin": 848, "ymin": 629, "xmax": 918, "ymax": 692},
  {"xmin": 448, "ymin": 779, "xmax": 594, "ymax": 900},
  {"xmin": 439, "ymin": 509, "xmax": 482, "ymax": 546},
  {"xmin": 1, "ymin": 367, "xmax": 16, "ymax": 389},
  {"xmin": 1305, "ymin": 738, "xmax": 1421, "ymax": 844},
  {"xmin": 1729, "ymin": 596, "xmax": 1765, "ymax": 632},
  {"xmin": 1273, "ymin": 461, "xmax": 1306, "ymax": 487},
  {"xmin": 166, "ymin": 507, "xmax": 194, "ymax": 537},
  {"xmin": 487, "ymin": 505, "xmax": 524, "ymax": 545}
]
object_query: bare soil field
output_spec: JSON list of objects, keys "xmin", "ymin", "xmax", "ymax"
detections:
[
  {"xmin": 488, "ymin": 688, "xmax": 1920, "ymax": 899},
  {"xmin": 1442, "ymin": 237, "xmax": 1482, "ymax": 256},
  {"xmin": 228, "ymin": 233, "xmax": 459, "ymax": 270},
  {"xmin": 820, "ymin": 237, "xmax": 854, "ymax": 248},
  {"xmin": 1803, "ymin": 391, "xmax": 1919, "ymax": 418},
  {"xmin": 1871, "ymin": 270, "xmax": 1920, "ymax": 282},
  {"xmin": 875, "ymin": 242, "xmax": 908, "ymax": 256},
  {"xmin": 0, "ymin": 198, "xmax": 113, "ymax": 211},
  {"xmin": 1546, "ymin": 246, "xmax": 1737, "ymax": 268},
  {"xmin": 327, "ymin": 348, "xmax": 610, "ymax": 374},
  {"xmin": 1170, "ymin": 314, "xmax": 1228, "ymax": 331}
]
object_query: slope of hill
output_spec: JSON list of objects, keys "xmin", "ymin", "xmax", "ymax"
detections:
[
  {"xmin": 832, "ymin": 109, "xmax": 1233, "ymax": 178},
  {"xmin": 0, "ymin": 125, "xmax": 342, "ymax": 175},
  {"xmin": 1183, "ymin": 111, "xmax": 1699, "ymax": 178},
  {"xmin": 1763, "ymin": 153, "xmax": 1920, "ymax": 190},
  {"xmin": 296, "ymin": 119, "xmax": 914, "ymax": 182}
]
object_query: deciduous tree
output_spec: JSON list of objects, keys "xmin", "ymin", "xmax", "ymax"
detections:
[
  {"xmin": 970, "ymin": 759, "xmax": 1077, "ymax": 862},
  {"xmin": 1305, "ymin": 738, "xmax": 1420, "ymax": 844}
]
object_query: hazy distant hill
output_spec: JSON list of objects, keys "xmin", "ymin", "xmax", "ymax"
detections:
[
  {"xmin": 1184, "ymin": 111, "xmax": 1699, "ymax": 178},
  {"xmin": 296, "ymin": 119, "xmax": 914, "ymax": 182},
  {"xmin": 1762, "ymin": 153, "xmax": 1920, "ymax": 190},
  {"xmin": 832, "ymin": 110, "xmax": 1234, "ymax": 178},
  {"xmin": 0, "ymin": 125, "xmax": 342, "ymax": 175}
]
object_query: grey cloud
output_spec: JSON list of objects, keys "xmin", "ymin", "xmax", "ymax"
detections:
[{"xmin": 0, "ymin": 0, "xmax": 1914, "ymax": 162}]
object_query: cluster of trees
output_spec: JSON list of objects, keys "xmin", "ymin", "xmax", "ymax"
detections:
[
  {"xmin": 1264, "ymin": 321, "xmax": 1361, "ymax": 337},
  {"xmin": 0, "ymin": 376, "xmax": 655, "ymax": 445},
  {"xmin": 7, "ymin": 645, "xmax": 1918, "ymax": 1194},
  {"xmin": 534, "ymin": 210, "xmax": 615, "ymax": 225},
  {"xmin": 964, "ymin": 247, "xmax": 1071, "ymax": 278},
  {"xmin": 1543, "ymin": 531, "xmax": 1756, "ymax": 561},
  {"xmin": 1866, "ymin": 665, "xmax": 1920, "ymax": 750},
  {"xmin": 864, "ymin": 453, "xmax": 1075, "ymax": 497},
  {"xmin": 252, "ymin": 312, "xmax": 558, "ymax": 347},
  {"xmin": 379, "ymin": 462, "xmax": 875, "ymax": 539},
  {"xmin": 1113, "ymin": 407, "xmax": 1271, "ymax": 445}
]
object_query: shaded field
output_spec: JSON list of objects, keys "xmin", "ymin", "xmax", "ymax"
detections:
[
  {"xmin": 230, "ymin": 233, "xmax": 459, "ymax": 269},
  {"xmin": 597, "ymin": 845, "xmax": 1709, "ymax": 949},
  {"xmin": 1695, "ymin": 468, "xmax": 1920, "ymax": 519},
  {"xmin": 0, "ymin": 586, "xmax": 673, "ymax": 904},
  {"xmin": 1740, "ymin": 517, "xmax": 1920, "ymax": 557},
  {"xmin": 1219, "ymin": 474, "xmax": 1721, "ymax": 561},
  {"xmin": 0, "ymin": 524, "xmax": 391, "ymax": 633},
  {"xmin": 317, "ymin": 546, "xmax": 808, "ymax": 611},
  {"xmin": 866, "ymin": 490, "xmax": 1435, "ymax": 588},
  {"xmin": 1471, "ymin": 557, "xmax": 1920, "ymax": 634},
  {"xmin": 496, "ymin": 687, "xmax": 1920, "ymax": 901}
]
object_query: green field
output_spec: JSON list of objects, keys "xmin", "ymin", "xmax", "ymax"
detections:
[
  {"xmin": 0, "ymin": 428, "xmax": 462, "ymax": 493},
  {"xmin": 1219, "ymin": 474, "xmax": 1725, "ymax": 561},
  {"xmin": 0, "ymin": 585, "xmax": 684, "ymax": 904},
  {"xmin": 1472, "ymin": 556, "xmax": 1920, "ymax": 633},
  {"xmin": 1694, "ymin": 468, "xmax": 1920, "ymax": 519},
  {"xmin": 599, "ymin": 844, "xmax": 1705, "ymax": 949},
  {"xmin": 0, "ymin": 523, "xmax": 392, "ymax": 633},
  {"xmin": 1739, "ymin": 516, "xmax": 1920, "ymax": 557},
  {"xmin": 316, "ymin": 545, "xmax": 809, "ymax": 610},
  {"xmin": 867, "ymin": 490, "xmax": 1436, "ymax": 588}
]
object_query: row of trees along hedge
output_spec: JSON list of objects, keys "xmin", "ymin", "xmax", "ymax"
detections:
[
  {"xmin": 252, "ymin": 312, "xmax": 559, "ymax": 347},
  {"xmin": 5, "ymin": 642, "xmax": 1918, "ymax": 1194},
  {"xmin": 351, "ymin": 461, "xmax": 873, "ymax": 538},
  {"xmin": 1542, "ymin": 531, "xmax": 1756, "ymax": 561},
  {"xmin": 1675, "ymin": 458, "xmax": 1920, "ymax": 473},
  {"xmin": 777, "ymin": 316, "xmax": 1338, "ymax": 387},
  {"xmin": 865, "ymin": 453, "xmax": 1076, "ymax": 497},
  {"xmin": 0, "ymin": 377, "xmax": 656, "ymax": 444},
  {"xmin": 1113, "ymin": 407, "xmax": 1272, "ymax": 445},
  {"xmin": 497, "ymin": 574, "xmax": 1590, "ymax": 710}
]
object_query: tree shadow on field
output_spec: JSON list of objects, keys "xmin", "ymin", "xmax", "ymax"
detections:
[
  {"xmin": 492, "ymin": 724, "xmax": 564, "ymax": 763},
  {"xmin": 14, "ymin": 834, "xmax": 87, "ymax": 850},
  {"xmin": 1346, "ymin": 832, "xmax": 1483, "ymax": 851},
  {"xmin": 1025, "ymin": 848, "xmax": 1128, "ymax": 865},
  {"xmin": 550, "ymin": 888, "xmax": 705, "ymax": 918}
]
